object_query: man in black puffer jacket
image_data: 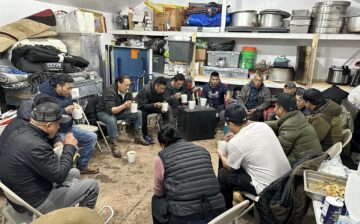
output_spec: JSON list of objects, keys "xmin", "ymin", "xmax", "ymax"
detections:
[{"xmin": 152, "ymin": 125, "xmax": 225, "ymax": 223}]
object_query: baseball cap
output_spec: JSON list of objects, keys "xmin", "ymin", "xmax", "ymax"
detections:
[
  {"xmin": 303, "ymin": 88, "xmax": 325, "ymax": 106},
  {"xmin": 224, "ymin": 104, "xmax": 248, "ymax": 125},
  {"xmin": 31, "ymin": 102, "xmax": 71, "ymax": 123},
  {"xmin": 284, "ymin": 82, "xmax": 296, "ymax": 89},
  {"xmin": 276, "ymin": 93, "xmax": 297, "ymax": 111}
]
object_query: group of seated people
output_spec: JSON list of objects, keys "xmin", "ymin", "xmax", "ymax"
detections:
[{"xmin": 0, "ymin": 70, "xmax": 348, "ymax": 223}]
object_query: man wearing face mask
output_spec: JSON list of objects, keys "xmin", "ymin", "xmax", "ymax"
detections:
[
  {"xmin": 236, "ymin": 74, "xmax": 271, "ymax": 121},
  {"xmin": 35, "ymin": 74, "xmax": 98, "ymax": 174},
  {"xmin": 0, "ymin": 102, "xmax": 99, "ymax": 214}
]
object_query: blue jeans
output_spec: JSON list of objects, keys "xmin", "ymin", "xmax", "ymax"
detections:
[
  {"xmin": 97, "ymin": 110, "xmax": 142, "ymax": 138},
  {"xmin": 59, "ymin": 126, "xmax": 97, "ymax": 170}
]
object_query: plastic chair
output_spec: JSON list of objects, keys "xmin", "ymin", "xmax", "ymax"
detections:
[
  {"xmin": 73, "ymin": 105, "xmax": 103, "ymax": 153},
  {"xmin": 342, "ymin": 129, "xmax": 352, "ymax": 148},
  {"xmin": 0, "ymin": 181, "xmax": 43, "ymax": 224},
  {"xmin": 325, "ymin": 142, "xmax": 343, "ymax": 159},
  {"xmin": 208, "ymin": 200, "xmax": 250, "ymax": 224}
]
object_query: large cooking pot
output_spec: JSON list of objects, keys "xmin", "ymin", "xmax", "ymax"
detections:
[
  {"xmin": 32, "ymin": 206, "xmax": 113, "ymax": 224},
  {"xmin": 327, "ymin": 66, "xmax": 350, "ymax": 85},
  {"xmin": 259, "ymin": 10, "xmax": 291, "ymax": 27},
  {"xmin": 347, "ymin": 15, "xmax": 360, "ymax": 33},
  {"xmin": 268, "ymin": 67, "xmax": 295, "ymax": 82},
  {"xmin": 231, "ymin": 10, "xmax": 258, "ymax": 27}
]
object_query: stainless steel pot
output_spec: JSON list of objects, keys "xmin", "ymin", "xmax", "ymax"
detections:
[
  {"xmin": 259, "ymin": 10, "xmax": 290, "ymax": 28},
  {"xmin": 231, "ymin": 10, "xmax": 258, "ymax": 27},
  {"xmin": 268, "ymin": 67, "xmax": 295, "ymax": 82},
  {"xmin": 310, "ymin": 26, "xmax": 341, "ymax": 33},
  {"xmin": 327, "ymin": 66, "xmax": 350, "ymax": 85},
  {"xmin": 347, "ymin": 15, "xmax": 360, "ymax": 33}
]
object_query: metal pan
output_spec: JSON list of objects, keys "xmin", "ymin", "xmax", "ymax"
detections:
[
  {"xmin": 313, "ymin": 13, "xmax": 341, "ymax": 21},
  {"xmin": 303, "ymin": 170, "xmax": 347, "ymax": 201}
]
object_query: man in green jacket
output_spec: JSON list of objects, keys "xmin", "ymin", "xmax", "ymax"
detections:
[
  {"xmin": 303, "ymin": 88, "xmax": 343, "ymax": 151},
  {"xmin": 266, "ymin": 93, "xmax": 322, "ymax": 165}
]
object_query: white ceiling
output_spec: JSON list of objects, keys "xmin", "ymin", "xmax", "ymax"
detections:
[{"xmin": 35, "ymin": 0, "xmax": 143, "ymax": 13}]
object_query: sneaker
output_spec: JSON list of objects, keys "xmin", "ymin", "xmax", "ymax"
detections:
[{"xmin": 143, "ymin": 135, "xmax": 155, "ymax": 144}]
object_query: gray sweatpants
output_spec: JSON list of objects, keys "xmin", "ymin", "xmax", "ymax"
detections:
[{"xmin": 36, "ymin": 168, "xmax": 99, "ymax": 214}]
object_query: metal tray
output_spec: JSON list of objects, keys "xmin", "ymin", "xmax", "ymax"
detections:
[{"xmin": 303, "ymin": 170, "xmax": 347, "ymax": 201}]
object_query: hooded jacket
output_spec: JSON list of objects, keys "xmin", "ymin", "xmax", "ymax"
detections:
[
  {"xmin": 307, "ymin": 100, "xmax": 343, "ymax": 150},
  {"xmin": 237, "ymin": 81, "xmax": 271, "ymax": 111},
  {"xmin": 35, "ymin": 78, "xmax": 73, "ymax": 133},
  {"xmin": 266, "ymin": 111, "xmax": 323, "ymax": 165}
]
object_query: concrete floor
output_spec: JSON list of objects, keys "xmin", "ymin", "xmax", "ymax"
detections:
[{"xmin": 0, "ymin": 124, "xmax": 315, "ymax": 224}]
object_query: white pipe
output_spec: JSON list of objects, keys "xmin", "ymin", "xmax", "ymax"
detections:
[{"xmin": 220, "ymin": 0, "xmax": 227, "ymax": 32}]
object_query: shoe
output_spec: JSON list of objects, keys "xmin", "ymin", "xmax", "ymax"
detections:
[
  {"xmin": 109, "ymin": 138, "xmax": 122, "ymax": 158},
  {"xmin": 143, "ymin": 135, "xmax": 155, "ymax": 144},
  {"xmin": 134, "ymin": 129, "xmax": 150, "ymax": 146},
  {"xmin": 80, "ymin": 167, "xmax": 100, "ymax": 174}
]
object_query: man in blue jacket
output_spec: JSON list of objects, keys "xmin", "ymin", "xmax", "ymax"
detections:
[{"xmin": 34, "ymin": 74, "xmax": 98, "ymax": 174}]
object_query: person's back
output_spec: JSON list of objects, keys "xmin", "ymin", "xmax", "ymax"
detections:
[
  {"xmin": 228, "ymin": 122, "xmax": 291, "ymax": 193},
  {"xmin": 159, "ymin": 140, "xmax": 225, "ymax": 220},
  {"xmin": 309, "ymin": 100, "xmax": 343, "ymax": 150},
  {"xmin": 270, "ymin": 111, "xmax": 322, "ymax": 164}
]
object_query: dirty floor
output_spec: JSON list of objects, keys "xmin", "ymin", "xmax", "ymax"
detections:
[{"xmin": 0, "ymin": 125, "xmax": 316, "ymax": 224}]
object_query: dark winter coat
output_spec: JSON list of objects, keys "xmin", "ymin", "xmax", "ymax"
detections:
[{"xmin": 96, "ymin": 84, "xmax": 133, "ymax": 115}]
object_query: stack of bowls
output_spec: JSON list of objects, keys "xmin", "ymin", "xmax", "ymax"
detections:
[{"xmin": 310, "ymin": 1, "xmax": 351, "ymax": 33}]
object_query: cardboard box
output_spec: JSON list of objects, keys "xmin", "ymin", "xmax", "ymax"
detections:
[
  {"xmin": 153, "ymin": 8, "xmax": 185, "ymax": 31},
  {"xmin": 195, "ymin": 49, "xmax": 207, "ymax": 61}
]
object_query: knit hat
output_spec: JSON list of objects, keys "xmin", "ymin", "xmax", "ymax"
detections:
[
  {"xmin": 31, "ymin": 102, "xmax": 71, "ymax": 123},
  {"xmin": 276, "ymin": 93, "xmax": 297, "ymax": 112},
  {"xmin": 303, "ymin": 88, "xmax": 325, "ymax": 106},
  {"xmin": 224, "ymin": 104, "xmax": 248, "ymax": 125}
]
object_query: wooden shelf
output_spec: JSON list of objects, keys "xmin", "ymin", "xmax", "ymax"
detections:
[{"xmin": 194, "ymin": 76, "xmax": 355, "ymax": 92}]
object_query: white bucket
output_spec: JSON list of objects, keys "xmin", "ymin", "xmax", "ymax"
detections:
[
  {"xmin": 181, "ymin": 94, "xmax": 188, "ymax": 104},
  {"xmin": 200, "ymin": 98, "xmax": 207, "ymax": 106},
  {"xmin": 72, "ymin": 106, "xmax": 83, "ymax": 120},
  {"xmin": 218, "ymin": 140, "xmax": 228, "ymax": 155},
  {"xmin": 127, "ymin": 151, "xmax": 137, "ymax": 163},
  {"xmin": 188, "ymin": 101, "xmax": 196, "ymax": 110},
  {"xmin": 161, "ymin": 102, "xmax": 169, "ymax": 112},
  {"xmin": 130, "ymin": 102, "xmax": 138, "ymax": 113}
]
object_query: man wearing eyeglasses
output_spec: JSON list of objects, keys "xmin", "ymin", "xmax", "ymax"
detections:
[{"xmin": 0, "ymin": 102, "xmax": 99, "ymax": 214}]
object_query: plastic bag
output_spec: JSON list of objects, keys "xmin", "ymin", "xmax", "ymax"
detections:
[
  {"xmin": 318, "ymin": 155, "xmax": 350, "ymax": 178},
  {"xmin": 348, "ymin": 85, "xmax": 360, "ymax": 109},
  {"xmin": 185, "ymin": 13, "xmax": 230, "ymax": 27}
]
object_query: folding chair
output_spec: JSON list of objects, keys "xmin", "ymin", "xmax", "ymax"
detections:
[
  {"xmin": 342, "ymin": 129, "xmax": 352, "ymax": 149},
  {"xmin": 96, "ymin": 119, "xmax": 128, "ymax": 151},
  {"xmin": 0, "ymin": 181, "xmax": 43, "ymax": 224},
  {"xmin": 208, "ymin": 200, "xmax": 251, "ymax": 224},
  {"xmin": 73, "ymin": 105, "xmax": 103, "ymax": 153},
  {"xmin": 325, "ymin": 142, "xmax": 343, "ymax": 159},
  {"xmin": 147, "ymin": 113, "xmax": 161, "ymax": 131}
]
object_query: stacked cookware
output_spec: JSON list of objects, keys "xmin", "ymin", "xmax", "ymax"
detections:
[
  {"xmin": 310, "ymin": 1, "xmax": 351, "ymax": 33},
  {"xmin": 290, "ymin": 10, "xmax": 311, "ymax": 33}
]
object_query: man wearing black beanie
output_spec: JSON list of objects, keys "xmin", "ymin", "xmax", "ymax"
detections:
[
  {"xmin": 265, "ymin": 93, "xmax": 322, "ymax": 165},
  {"xmin": 303, "ymin": 88, "xmax": 343, "ymax": 150}
]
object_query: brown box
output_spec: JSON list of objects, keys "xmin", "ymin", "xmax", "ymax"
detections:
[
  {"xmin": 195, "ymin": 49, "xmax": 207, "ymax": 61},
  {"xmin": 153, "ymin": 8, "xmax": 185, "ymax": 31}
]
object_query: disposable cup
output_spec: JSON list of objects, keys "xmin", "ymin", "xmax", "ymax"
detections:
[
  {"xmin": 200, "ymin": 98, "xmax": 207, "ymax": 106},
  {"xmin": 130, "ymin": 102, "xmax": 138, "ymax": 113},
  {"xmin": 188, "ymin": 101, "xmax": 196, "ymax": 109},
  {"xmin": 127, "ymin": 151, "xmax": 137, "ymax": 163}
]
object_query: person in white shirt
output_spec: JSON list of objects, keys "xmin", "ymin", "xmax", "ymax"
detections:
[{"xmin": 217, "ymin": 104, "xmax": 291, "ymax": 209}]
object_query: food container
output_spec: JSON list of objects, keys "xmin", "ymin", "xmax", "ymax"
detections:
[
  {"xmin": 207, "ymin": 51, "xmax": 241, "ymax": 68},
  {"xmin": 303, "ymin": 170, "xmax": 347, "ymax": 201},
  {"xmin": 241, "ymin": 46, "xmax": 257, "ymax": 69},
  {"xmin": 168, "ymin": 40, "xmax": 194, "ymax": 62},
  {"xmin": 231, "ymin": 10, "xmax": 258, "ymax": 27},
  {"xmin": 268, "ymin": 67, "xmax": 295, "ymax": 82},
  {"xmin": 347, "ymin": 15, "xmax": 360, "ymax": 33},
  {"xmin": 259, "ymin": 9, "xmax": 291, "ymax": 28}
]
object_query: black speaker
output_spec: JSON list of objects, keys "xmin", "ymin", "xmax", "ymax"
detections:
[{"xmin": 177, "ymin": 106, "xmax": 217, "ymax": 141}]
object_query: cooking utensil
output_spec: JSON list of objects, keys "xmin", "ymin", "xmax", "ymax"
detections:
[
  {"xmin": 310, "ymin": 26, "xmax": 341, "ymax": 33},
  {"xmin": 350, "ymin": 69, "xmax": 360, "ymax": 86},
  {"xmin": 231, "ymin": 10, "xmax": 258, "ymax": 27},
  {"xmin": 259, "ymin": 9, "xmax": 290, "ymax": 28},
  {"xmin": 327, "ymin": 66, "xmax": 350, "ymax": 84},
  {"xmin": 347, "ymin": 15, "xmax": 360, "ymax": 33},
  {"xmin": 303, "ymin": 170, "xmax": 347, "ymax": 201},
  {"xmin": 268, "ymin": 66, "xmax": 295, "ymax": 82}
]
